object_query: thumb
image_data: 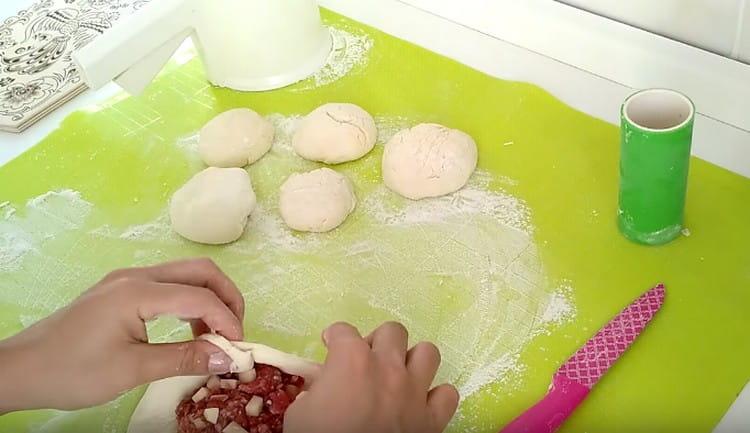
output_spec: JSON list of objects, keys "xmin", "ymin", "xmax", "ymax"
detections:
[{"xmin": 135, "ymin": 341, "xmax": 234, "ymax": 383}]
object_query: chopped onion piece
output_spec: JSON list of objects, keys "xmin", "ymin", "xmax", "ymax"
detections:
[
  {"xmin": 220, "ymin": 379, "xmax": 239, "ymax": 390},
  {"xmin": 191, "ymin": 387, "xmax": 210, "ymax": 403},
  {"xmin": 223, "ymin": 422, "xmax": 249, "ymax": 433},
  {"xmin": 192, "ymin": 417, "xmax": 208, "ymax": 429},
  {"xmin": 238, "ymin": 368, "xmax": 257, "ymax": 383},
  {"xmin": 245, "ymin": 395, "xmax": 264, "ymax": 417},
  {"xmin": 203, "ymin": 407, "xmax": 219, "ymax": 424},
  {"xmin": 208, "ymin": 394, "xmax": 228, "ymax": 402},
  {"xmin": 206, "ymin": 375, "xmax": 221, "ymax": 391}
]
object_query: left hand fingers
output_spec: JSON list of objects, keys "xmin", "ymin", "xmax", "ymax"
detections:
[
  {"xmin": 135, "ymin": 282, "xmax": 243, "ymax": 341},
  {"xmin": 133, "ymin": 340, "xmax": 234, "ymax": 384},
  {"xmin": 105, "ymin": 259, "xmax": 245, "ymax": 338},
  {"xmin": 138, "ymin": 258, "xmax": 245, "ymax": 322}
]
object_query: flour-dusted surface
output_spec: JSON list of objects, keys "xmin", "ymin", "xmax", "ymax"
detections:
[
  {"xmin": 0, "ymin": 190, "xmax": 95, "ymax": 311},
  {"xmin": 0, "ymin": 114, "xmax": 575, "ymax": 432},
  {"xmin": 293, "ymin": 26, "xmax": 374, "ymax": 91}
]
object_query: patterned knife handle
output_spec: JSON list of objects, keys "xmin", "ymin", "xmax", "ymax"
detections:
[{"xmin": 499, "ymin": 374, "xmax": 590, "ymax": 433}]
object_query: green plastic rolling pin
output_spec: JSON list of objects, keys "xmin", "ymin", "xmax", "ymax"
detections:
[{"xmin": 618, "ymin": 89, "xmax": 695, "ymax": 245}]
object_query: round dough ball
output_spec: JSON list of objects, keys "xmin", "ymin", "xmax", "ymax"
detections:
[
  {"xmin": 199, "ymin": 108, "xmax": 274, "ymax": 167},
  {"xmin": 292, "ymin": 103, "xmax": 377, "ymax": 164},
  {"xmin": 382, "ymin": 123, "xmax": 478, "ymax": 200},
  {"xmin": 279, "ymin": 168, "xmax": 357, "ymax": 233},
  {"xmin": 170, "ymin": 167, "xmax": 256, "ymax": 244}
]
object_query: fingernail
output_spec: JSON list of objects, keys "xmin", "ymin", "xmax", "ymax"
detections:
[{"xmin": 208, "ymin": 352, "xmax": 232, "ymax": 374}]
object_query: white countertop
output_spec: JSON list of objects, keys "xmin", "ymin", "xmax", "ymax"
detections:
[{"xmin": 0, "ymin": 0, "xmax": 748, "ymax": 428}]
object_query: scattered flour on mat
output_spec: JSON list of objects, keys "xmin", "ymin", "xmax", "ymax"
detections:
[
  {"xmin": 541, "ymin": 282, "xmax": 575, "ymax": 325},
  {"xmin": 266, "ymin": 114, "xmax": 303, "ymax": 155},
  {"xmin": 0, "ymin": 190, "xmax": 93, "ymax": 273},
  {"xmin": 363, "ymin": 171, "xmax": 532, "ymax": 233},
  {"xmin": 0, "ymin": 190, "xmax": 99, "ymax": 318},
  {"xmin": 374, "ymin": 116, "xmax": 411, "ymax": 144},
  {"xmin": 175, "ymin": 132, "xmax": 200, "ymax": 154},
  {"xmin": 294, "ymin": 27, "xmax": 373, "ymax": 91},
  {"xmin": 27, "ymin": 190, "xmax": 93, "ymax": 226},
  {"xmin": 457, "ymin": 282, "xmax": 574, "ymax": 399},
  {"xmin": 0, "ymin": 201, "xmax": 16, "ymax": 219},
  {"xmin": 119, "ymin": 213, "xmax": 175, "ymax": 241},
  {"xmin": 0, "ymin": 231, "xmax": 35, "ymax": 273},
  {"xmin": 461, "ymin": 352, "xmax": 525, "ymax": 398},
  {"xmin": 19, "ymin": 314, "xmax": 44, "ymax": 329},
  {"xmin": 240, "ymin": 205, "xmax": 320, "ymax": 252}
]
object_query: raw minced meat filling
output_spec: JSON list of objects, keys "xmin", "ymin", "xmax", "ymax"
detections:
[{"xmin": 176, "ymin": 364, "xmax": 304, "ymax": 433}]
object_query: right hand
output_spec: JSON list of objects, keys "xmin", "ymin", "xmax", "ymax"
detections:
[{"xmin": 284, "ymin": 322, "xmax": 460, "ymax": 433}]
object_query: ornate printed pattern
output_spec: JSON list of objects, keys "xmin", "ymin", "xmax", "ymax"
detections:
[
  {"xmin": 0, "ymin": 0, "xmax": 151, "ymax": 132},
  {"xmin": 557, "ymin": 284, "xmax": 666, "ymax": 389}
]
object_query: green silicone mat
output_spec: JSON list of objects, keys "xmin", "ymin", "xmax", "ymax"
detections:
[{"xmin": 1, "ymin": 9, "xmax": 749, "ymax": 433}]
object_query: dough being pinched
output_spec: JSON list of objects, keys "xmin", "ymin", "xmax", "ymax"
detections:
[
  {"xmin": 127, "ymin": 335, "xmax": 320, "ymax": 433},
  {"xmin": 199, "ymin": 334, "xmax": 321, "ymax": 381}
]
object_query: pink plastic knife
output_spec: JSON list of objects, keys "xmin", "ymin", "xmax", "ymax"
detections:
[{"xmin": 500, "ymin": 284, "xmax": 666, "ymax": 433}]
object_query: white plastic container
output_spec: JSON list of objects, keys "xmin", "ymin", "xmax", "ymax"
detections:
[{"xmin": 73, "ymin": 0, "xmax": 332, "ymax": 94}]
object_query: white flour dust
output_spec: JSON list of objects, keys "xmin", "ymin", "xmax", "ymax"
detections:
[
  {"xmin": 0, "ymin": 189, "xmax": 103, "ymax": 322},
  {"xmin": 240, "ymin": 205, "xmax": 320, "ymax": 252},
  {"xmin": 0, "ymin": 190, "xmax": 93, "ymax": 274},
  {"xmin": 294, "ymin": 27, "xmax": 373, "ymax": 91},
  {"xmin": 461, "ymin": 352, "xmax": 525, "ymax": 398},
  {"xmin": 266, "ymin": 114, "xmax": 303, "ymax": 155},
  {"xmin": 0, "ymin": 231, "xmax": 35, "ymax": 273},
  {"xmin": 175, "ymin": 132, "xmax": 199, "ymax": 154},
  {"xmin": 363, "ymin": 172, "xmax": 532, "ymax": 233},
  {"xmin": 459, "ymin": 282, "xmax": 574, "ymax": 399},
  {"xmin": 0, "ymin": 201, "xmax": 16, "ymax": 219},
  {"xmin": 374, "ymin": 116, "xmax": 411, "ymax": 145},
  {"xmin": 541, "ymin": 282, "xmax": 575, "ymax": 326},
  {"xmin": 119, "ymin": 213, "xmax": 175, "ymax": 242}
]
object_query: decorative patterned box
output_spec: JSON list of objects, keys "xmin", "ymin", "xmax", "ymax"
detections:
[{"xmin": 0, "ymin": 0, "xmax": 151, "ymax": 133}]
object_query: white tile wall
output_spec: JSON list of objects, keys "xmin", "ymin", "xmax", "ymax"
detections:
[{"xmin": 560, "ymin": 0, "xmax": 743, "ymax": 58}]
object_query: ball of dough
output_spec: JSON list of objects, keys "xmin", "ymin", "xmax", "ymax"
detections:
[
  {"xmin": 279, "ymin": 168, "xmax": 357, "ymax": 233},
  {"xmin": 292, "ymin": 103, "xmax": 377, "ymax": 164},
  {"xmin": 382, "ymin": 123, "xmax": 478, "ymax": 200},
  {"xmin": 199, "ymin": 108, "xmax": 274, "ymax": 167},
  {"xmin": 170, "ymin": 167, "xmax": 256, "ymax": 244}
]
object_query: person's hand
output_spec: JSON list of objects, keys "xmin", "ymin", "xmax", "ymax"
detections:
[
  {"xmin": 0, "ymin": 258, "xmax": 245, "ymax": 413},
  {"xmin": 285, "ymin": 322, "xmax": 460, "ymax": 433}
]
